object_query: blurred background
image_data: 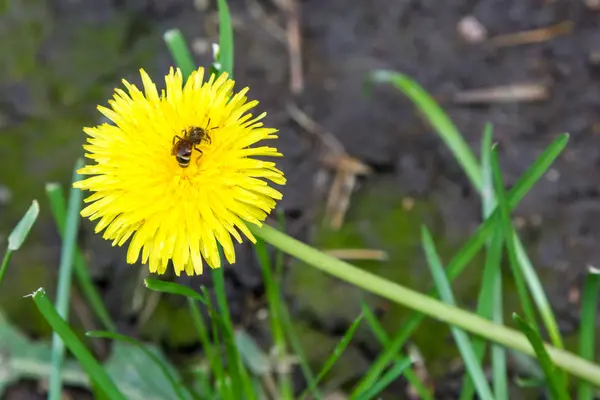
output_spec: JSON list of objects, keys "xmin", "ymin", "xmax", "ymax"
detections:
[{"xmin": 1, "ymin": 0, "xmax": 600, "ymax": 398}]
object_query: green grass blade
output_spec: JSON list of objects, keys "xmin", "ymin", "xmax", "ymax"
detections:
[
  {"xmin": 275, "ymin": 208, "xmax": 286, "ymax": 281},
  {"xmin": 144, "ymin": 278, "xmax": 207, "ymax": 304},
  {"xmin": 350, "ymin": 134, "xmax": 566, "ymax": 396},
  {"xmin": 491, "ymin": 150, "xmax": 537, "ymax": 325},
  {"xmin": 46, "ymin": 183, "xmax": 116, "ymax": 332},
  {"xmin": 7, "ymin": 199, "xmax": 39, "ymax": 251},
  {"xmin": 508, "ymin": 134, "xmax": 569, "ymax": 209},
  {"xmin": 255, "ymin": 239, "xmax": 294, "ymax": 400},
  {"xmin": 212, "ymin": 266, "xmax": 256, "ymax": 400},
  {"xmin": 578, "ymin": 266, "xmax": 600, "ymax": 400},
  {"xmin": 356, "ymin": 357, "xmax": 413, "ymax": 400},
  {"xmin": 298, "ymin": 313, "xmax": 364, "ymax": 400},
  {"xmin": 360, "ymin": 303, "xmax": 433, "ymax": 400},
  {"xmin": 460, "ymin": 226, "xmax": 504, "ymax": 400},
  {"xmin": 216, "ymin": 0, "xmax": 234, "ymax": 77},
  {"xmin": 278, "ymin": 294, "xmax": 323, "ymax": 400},
  {"xmin": 187, "ymin": 298, "xmax": 218, "ymax": 399},
  {"xmin": 49, "ymin": 159, "xmax": 84, "ymax": 400},
  {"xmin": 513, "ymin": 237, "xmax": 564, "ymax": 349},
  {"xmin": 1, "ymin": 200, "xmax": 39, "ymax": 287},
  {"xmin": 461, "ymin": 124, "xmax": 506, "ymax": 400},
  {"xmin": 30, "ymin": 288, "xmax": 126, "ymax": 400},
  {"xmin": 203, "ymin": 287, "xmax": 232, "ymax": 400},
  {"xmin": 481, "ymin": 123, "xmax": 496, "ymax": 216},
  {"xmin": 421, "ymin": 227, "xmax": 495, "ymax": 400},
  {"xmin": 513, "ymin": 313, "xmax": 570, "ymax": 400},
  {"xmin": 367, "ymin": 70, "xmax": 482, "ymax": 191},
  {"xmin": 163, "ymin": 29, "xmax": 196, "ymax": 80},
  {"xmin": 87, "ymin": 331, "xmax": 187, "ymax": 400}
]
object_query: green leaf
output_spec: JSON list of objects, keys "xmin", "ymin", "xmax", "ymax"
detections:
[
  {"xmin": 578, "ymin": 266, "xmax": 600, "ymax": 400},
  {"xmin": 144, "ymin": 278, "xmax": 207, "ymax": 304},
  {"xmin": 216, "ymin": 0, "xmax": 234, "ymax": 77},
  {"xmin": 30, "ymin": 288, "xmax": 125, "ymax": 400},
  {"xmin": 87, "ymin": 331, "xmax": 189, "ymax": 400},
  {"xmin": 103, "ymin": 340, "xmax": 193, "ymax": 400},
  {"xmin": 163, "ymin": 29, "xmax": 196, "ymax": 80},
  {"xmin": 234, "ymin": 330, "xmax": 272, "ymax": 376},
  {"xmin": 421, "ymin": 227, "xmax": 495, "ymax": 400},
  {"xmin": 0, "ymin": 310, "xmax": 88, "ymax": 397},
  {"xmin": 512, "ymin": 313, "xmax": 570, "ymax": 400},
  {"xmin": 7, "ymin": 199, "xmax": 39, "ymax": 251}
]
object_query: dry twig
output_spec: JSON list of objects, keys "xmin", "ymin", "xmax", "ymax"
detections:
[
  {"xmin": 286, "ymin": 103, "xmax": 370, "ymax": 230},
  {"xmin": 272, "ymin": 0, "xmax": 304, "ymax": 94},
  {"xmin": 487, "ymin": 21, "xmax": 573, "ymax": 48},
  {"xmin": 452, "ymin": 83, "xmax": 550, "ymax": 104}
]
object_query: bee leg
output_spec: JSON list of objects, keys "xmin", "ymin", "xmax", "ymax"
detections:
[
  {"xmin": 195, "ymin": 148, "xmax": 204, "ymax": 165},
  {"xmin": 173, "ymin": 135, "xmax": 183, "ymax": 144}
]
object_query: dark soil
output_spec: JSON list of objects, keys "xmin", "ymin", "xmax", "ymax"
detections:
[{"xmin": 1, "ymin": 0, "xmax": 600, "ymax": 398}]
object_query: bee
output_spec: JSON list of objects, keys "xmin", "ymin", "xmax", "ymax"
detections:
[{"xmin": 171, "ymin": 125, "xmax": 213, "ymax": 168}]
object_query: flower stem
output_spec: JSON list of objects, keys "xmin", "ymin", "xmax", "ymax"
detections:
[{"xmin": 250, "ymin": 223, "xmax": 600, "ymax": 388}]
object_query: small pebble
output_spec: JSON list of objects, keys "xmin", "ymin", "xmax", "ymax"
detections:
[
  {"xmin": 0, "ymin": 185, "xmax": 12, "ymax": 206},
  {"xmin": 584, "ymin": 0, "xmax": 600, "ymax": 10},
  {"xmin": 457, "ymin": 15, "xmax": 488, "ymax": 44},
  {"xmin": 546, "ymin": 168, "xmax": 560, "ymax": 182},
  {"xmin": 191, "ymin": 38, "xmax": 210, "ymax": 55}
]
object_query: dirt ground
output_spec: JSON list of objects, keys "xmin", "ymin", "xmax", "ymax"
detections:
[{"xmin": 2, "ymin": 0, "xmax": 600, "ymax": 398}]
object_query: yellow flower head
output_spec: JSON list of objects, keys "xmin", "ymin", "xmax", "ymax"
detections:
[{"xmin": 74, "ymin": 67, "xmax": 285, "ymax": 276}]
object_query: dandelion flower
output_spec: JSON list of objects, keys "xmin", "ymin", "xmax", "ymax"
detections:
[{"xmin": 74, "ymin": 67, "xmax": 286, "ymax": 276}]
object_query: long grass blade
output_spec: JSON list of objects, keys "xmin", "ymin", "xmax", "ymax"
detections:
[
  {"xmin": 278, "ymin": 294, "xmax": 323, "ymax": 400},
  {"xmin": 46, "ymin": 183, "xmax": 116, "ymax": 332},
  {"xmin": 49, "ymin": 159, "xmax": 84, "ymax": 400},
  {"xmin": 30, "ymin": 288, "xmax": 126, "ymax": 400},
  {"xmin": 513, "ymin": 237, "xmax": 564, "ymax": 349},
  {"xmin": 367, "ymin": 70, "xmax": 482, "ymax": 191},
  {"xmin": 421, "ymin": 227, "xmax": 495, "ymax": 400},
  {"xmin": 255, "ymin": 239, "xmax": 294, "ymax": 399},
  {"xmin": 216, "ymin": 0, "xmax": 234, "ymax": 77},
  {"xmin": 361, "ymin": 303, "xmax": 433, "ymax": 400},
  {"xmin": 491, "ymin": 150, "xmax": 537, "ymax": 325},
  {"xmin": 460, "ymin": 123, "xmax": 507, "ymax": 400},
  {"xmin": 212, "ymin": 266, "xmax": 256, "ymax": 400},
  {"xmin": 513, "ymin": 313, "xmax": 569, "ymax": 400},
  {"xmin": 356, "ymin": 357, "xmax": 413, "ymax": 400},
  {"xmin": 578, "ymin": 266, "xmax": 600, "ymax": 400},
  {"xmin": 187, "ymin": 298, "xmax": 217, "ymax": 399},
  {"xmin": 298, "ymin": 314, "xmax": 364, "ymax": 400}
]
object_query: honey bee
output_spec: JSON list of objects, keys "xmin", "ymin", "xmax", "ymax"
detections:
[{"xmin": 171, "ymin": 125, "xmax": 213, "ymax": 168}]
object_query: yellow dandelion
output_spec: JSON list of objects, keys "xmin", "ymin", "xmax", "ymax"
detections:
[{"xmin": 74, "ymin": 67, "xmax": 286, "ymax": 276}]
